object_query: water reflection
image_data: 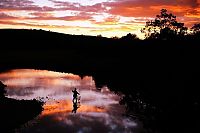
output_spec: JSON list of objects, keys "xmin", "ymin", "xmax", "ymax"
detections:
[
  {"xmin": 72, "ymin": 101, "xmax": 79, "ymax": 113},
  {"xmin": 0, "ymin": 69, "xmax": 141, "ymax": 133}
]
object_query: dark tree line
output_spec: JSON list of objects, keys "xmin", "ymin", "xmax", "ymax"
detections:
[
  {"xmin": 0, "ymin": 81, "xmax": 6, "ymax": 99},
  {"xmin": 140, "ymin": 9, "xmax": 200, "ymax": 40},
  {"xmin": 110, "ymin": 9, "xmax": 200, "ymax": 41}
]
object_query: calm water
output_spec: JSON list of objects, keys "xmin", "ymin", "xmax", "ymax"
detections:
[{"xmin": 0, "ymin": 69, "xmax": 143, "ymax": 133}]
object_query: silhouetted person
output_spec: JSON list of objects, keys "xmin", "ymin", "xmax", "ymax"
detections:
[{"xmin": 72, "ymin": 88, "xmax": 80, "ymax": 103}]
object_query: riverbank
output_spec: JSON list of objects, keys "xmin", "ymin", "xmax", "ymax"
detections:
[{"xmin": 0, "ymin": 82, "xmax": 44, "ymax": 133}]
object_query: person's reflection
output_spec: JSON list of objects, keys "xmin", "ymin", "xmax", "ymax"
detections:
[
  {"xmin": 72, "ymin": 100, "xmax": 80, "ymax": 113},
  {"xmin": 72, "ymin": 89, "xmax": 81, "ymax": 113}
]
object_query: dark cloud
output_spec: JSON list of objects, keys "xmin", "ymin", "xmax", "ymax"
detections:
[
  {"xmin": 49, "ymin": 0, "xmax": 80, "ymax": 7},
  {"xmin": 0, "ymin": 0, "xmax": 35, "ymax": 10},
  {"xmin": 0, "ymin": 0, "xmax": 55, "ymax": 11},
  {"xmin": 101, "ymin": 0, "xmax": 200, "ymax": 18},
  {"xmin": 79, "ymin": 3, "xmax": 106, "ymax": 13},
  {"xmin": 0, "ymin": 19, "xmax": 95, "ymax": 29},
  {"xmin": 0, "ymin": 20, "xmax": 57, "ymax": 28},
  {"xmin": 30, "ymin": 12, "xmax": 53, "ymax": 17},
  {"xmin": 30, "ymin": 15, "xmax": 92, "ymax": 21},
  {"xmin": 29, "ymin": 11, "xmax": 92, "ymax": 21},
  {"xmin": 0, "ymin": 0, "xmax": 34, "ymax": 6},
  {"xmin": 186, "ymin": 8, "xmax": 200, "ymax": 15},
  {"xmin": 105, "ymin": 0, "xmax": 176, "ymax": 7},
  {"xmin": 50, "ymin": 0, "xmax": 106, "ymax": 13},
  {"xmin": 176, "ymin": 0, "xmax": 199, "ymax": 8},
  {"xmin": 0, "ymin": 13, "xmax": 17, "ymax": 19},
  {"xmin": 109, "ymin": 0, "xmax": 199, "ymax": 7},
  {"xmin": 0, "ymin": 0, "xmax": 106, "ymax": 13}
]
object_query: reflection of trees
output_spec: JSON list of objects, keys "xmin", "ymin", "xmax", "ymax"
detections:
[
  {"xmin": 0, "ymin": 81, "xmax": 6, "ymax": 98},
  {"xmin": 94, "ymin": 71, "xmax": 200, "ymax": 133},
  {"xmin": 119, "ymin": 90, "xmax": 160, "ymax": 133},
  {"xmin": 116, "ymin": 79, "xmax": 200, "ymax": 133}
]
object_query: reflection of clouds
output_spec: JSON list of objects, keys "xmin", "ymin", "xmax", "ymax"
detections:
[
  {"xmin": 0, "ymin": 69, "xmax": 141, "ymax": 133},
  {"xmin": 4, "ymin": 78, "xmax": 36, "ymax": 87},
  {"xmin": 42, "ymin": 100, "xmax": 106, "ymax": 116},
  {"xmin": 0, "ymin": 69, "xmax": 96, "ymax": 100},
  {"xmin": 64, "ymin": 119, "xmax": 73, "ymax": 125},
  {"xmin": 0, "ymin": 69, "xmax": 94, "ymax": 90},
  {"xmin": 31, "ymin": 111, "xmax": 137, "ymax": 133},
  {"xmin": 48, "ymin": 78, "xmax": 81, "ymax": 86},
  {"xmin": 39, "ymin": 100, "xmax": 138, "ymax": 133},
  {"xmin": 0, "ymin": 69, "xmax": 80, "ymax": 79},
  {"xmin": 77, "ymin": 112, "xmax": 137, "ymax": 129},
  {"xmin": 4, "ymin": 78, "xmax": 83, "ymax": 88},
  {"xmin": 5, "ymin": 87, "xmax": 68, "ymax": 100},
  {"xmin": 81, "ymin": 90, "xmax": 119, "ymax": 107},
  {"xmin": 6, "ymin": 87, "xmax": 34, "ymax": 97},
  {"xmin": 123, "ymin": 118, "xmax": 137, "ymax": 128}
]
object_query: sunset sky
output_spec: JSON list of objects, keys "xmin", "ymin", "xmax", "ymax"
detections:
[{"xmin": 1, "ymin": 0, "xmax": 200, "ymax": 38}]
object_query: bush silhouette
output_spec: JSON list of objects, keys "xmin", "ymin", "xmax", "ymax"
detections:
[{"xmin": 141, "ymin": 9, "xmax": 187, "ymax": 40}]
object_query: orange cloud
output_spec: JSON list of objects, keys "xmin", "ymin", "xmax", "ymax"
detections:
[
  {"xmin": 1, "ymin": 0, "xmax": 200, "ymax": 37},
  {"xmin": 29, "ymin": 12, "xmax": 93, "ymax": 21}
]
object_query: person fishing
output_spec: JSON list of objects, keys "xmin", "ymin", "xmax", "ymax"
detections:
[{"xmin": 72, "ymin": 88, "xmax": 80, "ymax": 103}]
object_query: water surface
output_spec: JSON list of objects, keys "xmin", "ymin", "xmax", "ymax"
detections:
[{"xmin": 0, "ymin": 69, "xmax": 142, "ymax": 133}]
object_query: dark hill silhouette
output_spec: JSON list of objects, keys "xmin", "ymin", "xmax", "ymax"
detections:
[
  {"xmin": 0, "ymin": 29, "xmax": 200, "ymax": 133},
  {"xmin": 0, "ymin": 29, "xmax": 112, "ymax": 49}
]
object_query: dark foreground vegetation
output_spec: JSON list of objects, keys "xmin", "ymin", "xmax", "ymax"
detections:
[{"xmin": 0, "ymin": 81, "xmax": 44, "ymax": 133}]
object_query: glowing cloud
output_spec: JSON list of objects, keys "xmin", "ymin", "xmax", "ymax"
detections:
[{"xmin": 0, "ymin": 0, "xmax": 200, "ymax": 38}]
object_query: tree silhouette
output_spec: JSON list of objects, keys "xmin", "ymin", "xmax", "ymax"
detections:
[
  {"xmin": 141, "ymin": 9, "xmax": 188, "ymax": 40},
  {"xmin": 191, "ymin": 23, "xmax": 200, "ymax": 34},
  {"xmin": 120, "ymin": 33, "xmax": 139, "ymax": 41},
  {"xmin": 187, "ymin": 23, "xmax": 200, "ymax": 40}
]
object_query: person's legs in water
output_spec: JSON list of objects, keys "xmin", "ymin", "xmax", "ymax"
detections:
[{"xmin": 73, "ymin": 94, "xmax": 78, "ymax": 103}]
